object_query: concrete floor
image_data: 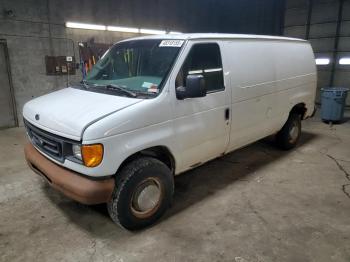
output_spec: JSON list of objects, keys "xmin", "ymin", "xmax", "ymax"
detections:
[{"xmin": 1, "ymin": 112, "xmax": 350, "ymax": 262}]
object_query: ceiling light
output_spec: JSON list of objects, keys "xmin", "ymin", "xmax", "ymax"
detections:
[
  {"xmin": 339, "ymin": 57, "xmax": 350, "ymax": 65},
  {"xmin": 65, "ymin": 22, "xmax": 106, "ymax": 30},
  {"xmin": 315, "ymin": 58, "xmax": 330, "ymax": 65},
  {"xmin": 140, "ymin": 28, "xmax": 166, "ymax": 34},
  {"xmin": 107, "ymin": 26, "xmax": 139, "ymax": 33},
  {"xmin": 188, "ymin": 70, "xmax": 203, "ymax": 74},
  {"xmin": 204, "ymin": 68, "xmax": 222, "ymax": 73},
  {"xmin": 168, "ymin": 31, "xmax": 182, "ymax": 34}
]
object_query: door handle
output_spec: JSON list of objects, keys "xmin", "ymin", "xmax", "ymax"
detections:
[{"xmin": 225, "ymin": 108, "xmax": 230, "ymax": 120}]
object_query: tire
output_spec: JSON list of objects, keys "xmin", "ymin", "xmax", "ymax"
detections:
[
  {"xmin": 107, "ymin": 157, "xmax": 174, "ymax": 230},
  {"xmin": 275, "ymin": 113, "xmax": 301, "ymax": 150}
]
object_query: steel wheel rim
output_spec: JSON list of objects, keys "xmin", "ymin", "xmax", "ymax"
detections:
[
  {"xmin": 289, "ymin": 121, "xmax": 299, "ymax": 143},
  {"xmin": 131, "ymin": 177, "xmax": 162, "ymax": 218}
]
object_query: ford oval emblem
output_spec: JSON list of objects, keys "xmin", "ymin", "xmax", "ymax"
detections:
[{"xmin": 35, "ymin": 114, "xmax": 40, "ymax": 120}]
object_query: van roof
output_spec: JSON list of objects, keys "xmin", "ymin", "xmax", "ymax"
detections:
[{"xmin": 121, "ymin": 33, "xmax": 306, "ymax": 43}]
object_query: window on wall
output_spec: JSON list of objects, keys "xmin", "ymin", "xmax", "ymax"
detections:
[{"xmin": 176, "ymin": 43, "xmax": 224, "ymax": 93}]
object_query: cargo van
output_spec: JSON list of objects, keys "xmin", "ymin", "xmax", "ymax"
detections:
[{"xmin": 23, "ymin": 34, "xmax": 317, "ymax": 230}]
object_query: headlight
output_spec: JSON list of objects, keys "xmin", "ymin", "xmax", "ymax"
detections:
[
  {"xmin": 71, "ymin": 143, "xmax": 103, "ymax": 167},
  {"xmin": 81, "ymin": 144, "xmax": 104, "ymax": 167},
  {"xmin": 72, "ymin": 144, "xmax": 82, "ymax": 160}
]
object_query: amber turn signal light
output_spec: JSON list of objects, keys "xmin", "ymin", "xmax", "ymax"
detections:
[{"xmin": 81, "ymin": 144, "xmax": 104, "ymax": 167}]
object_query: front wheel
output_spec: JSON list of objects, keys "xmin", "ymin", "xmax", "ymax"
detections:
[
  {"xmin": 107, "ymin": 157, "xmax": 174, "ymax": 230},
  {"xmin": 275, "ymin": 113, "xmax": 301, "ymax": 150}
]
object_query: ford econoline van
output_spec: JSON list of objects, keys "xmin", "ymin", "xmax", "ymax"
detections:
[{"xmin": 23, "ymin": 34, "xmax": 316, "ymax": 230}]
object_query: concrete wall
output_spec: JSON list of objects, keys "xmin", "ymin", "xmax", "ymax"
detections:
[
  {"xmin": 0, "ymin": 0, "xmax": 285, "ymax": 126},
  {"xmin": 284, "ymin": 0, "xmax": 350, "ymax": 105}
]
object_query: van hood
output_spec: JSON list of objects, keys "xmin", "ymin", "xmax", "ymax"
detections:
[{"xmin": 23, "ymin": 87, "xmax": 143, "ymax": 140}]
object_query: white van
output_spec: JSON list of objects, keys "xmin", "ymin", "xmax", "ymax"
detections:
[{"xmin": 23, "ymin": 33, "xmax": 316, "ymax": 229}]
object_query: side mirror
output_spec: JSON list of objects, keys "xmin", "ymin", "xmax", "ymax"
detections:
[{"xmin": 176, "ymin": 74, "xmax": 206, "ymax": 100}]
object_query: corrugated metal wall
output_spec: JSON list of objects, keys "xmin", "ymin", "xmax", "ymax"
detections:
[{"xmin": 284, "ymin": 0, "xmax": 350, "ymax": 105}]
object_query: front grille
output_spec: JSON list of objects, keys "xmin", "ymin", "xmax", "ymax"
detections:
[{"xmin": 24, "ymin": 120, "xmax": 66, "ymax": 162}]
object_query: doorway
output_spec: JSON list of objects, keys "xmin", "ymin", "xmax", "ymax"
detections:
[{"xmin": 0, "ymin": 40, "xmax": 17, "ymax": 128}]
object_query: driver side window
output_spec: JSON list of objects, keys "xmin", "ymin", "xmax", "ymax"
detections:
[{"xmin": 175, "ymin": 43, "xmax": 224, "ymax": 93}]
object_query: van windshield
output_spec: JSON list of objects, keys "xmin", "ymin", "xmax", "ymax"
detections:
[{"xmin": 83, "ymin": 39, "xmax": 183, "ymax": 98}]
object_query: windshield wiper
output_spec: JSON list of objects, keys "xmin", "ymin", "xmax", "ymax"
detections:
[
  {"xmin": 105, "ymin": 84, "xmax": 137, "ymax": 98},
  {"xmin": 132, "ymin": 90, "xmax": 158, "ymax": 97}
]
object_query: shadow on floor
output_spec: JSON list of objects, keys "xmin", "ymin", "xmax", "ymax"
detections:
[
  {"xmin": 339, "ymin": 116, "xmax": 350, "ymax": 124},
  {"xmin": 42, "ymin": 131, "xmax": 317, "ymax": 235},
  {"xmin": 321, "ymin": 117, "xmax": 350, "ymax": 125},
  {"xmin": 167, "ymin": 131, "xmax": 317, "ymax": 219}
]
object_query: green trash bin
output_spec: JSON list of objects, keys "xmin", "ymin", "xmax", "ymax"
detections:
[{"xmin": 321, "ymin": 87, "xmax": 349, "ymax": 122}]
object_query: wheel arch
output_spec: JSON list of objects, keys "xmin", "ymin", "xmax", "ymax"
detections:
[
  {"xmin": 116, "ymin": 146, "xmax": 176, "ymax": 175},
  {"xmin": 290, "ymin": 102, "xmax": 307, "ymax": 119}
]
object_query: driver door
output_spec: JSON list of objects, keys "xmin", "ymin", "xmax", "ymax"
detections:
[{"xmin": 172, "ymin": 42, "xmax": 231, "ymax": 173}]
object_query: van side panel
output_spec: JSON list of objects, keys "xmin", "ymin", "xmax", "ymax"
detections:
[
  {"xmin": 274, "ymin": 41, "xmax": 316, "ymax": 119},
  {"xmin": 222, "ymin": 39, "xmax": 316, "ymax": 152}
]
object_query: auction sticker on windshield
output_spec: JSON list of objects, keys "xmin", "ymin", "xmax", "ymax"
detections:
[{"xmin": 159, "ymin": 40, "xmax": 184, "ymax": 47}]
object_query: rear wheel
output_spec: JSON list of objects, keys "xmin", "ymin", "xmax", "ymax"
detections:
[
  {"xmin": 275, "ymin": 113, "xmax": 301, "ymax": 150},
  {"xmin": 107, "ymin": 157, "xmax": 174, "ymax": 230}
]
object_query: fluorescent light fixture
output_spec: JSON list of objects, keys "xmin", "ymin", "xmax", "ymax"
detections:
[
  {"xmin": 188, "ymin": 69, "xmax": 203, "ymax": 74},
  {"xmin": 168, "ymin": 31, "xmax": 182, "ymax": 34},
  {"xmin": 315, "ymin": 58, "xmax": 330, "ymax": 65},
  {"xmin": 65, "ymin": 22, "xmax": 106, "ymax": 30},
  {"xmin": 140, "ymin": 28, "xmax": 166, "ymax": 34},
  {"xmin": 65, "ymin": 22, "xmax": 174, "ymax": 35},
  {"xmin": 107, "ymin": 26, "xmax": 139, "ymax": 33},
  {"xmin": 339, "ymin": 57, "xmax": 350, "ymax": 65},
  {"xmin": 204, "ymin": 68, "xmax": 222, "ymax": 73}
]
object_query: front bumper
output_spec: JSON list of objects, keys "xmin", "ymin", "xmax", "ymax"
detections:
[{"xmin": 24, "ymin": 143, "xmax": 114, "ymax": 205}]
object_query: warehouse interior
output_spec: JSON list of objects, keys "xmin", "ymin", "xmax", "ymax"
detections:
[
  {"xmin": 0, "ymin": 0, "xmax": 350, "ymax": 261},
  {"xmin": 284, "ymin": 0, "xmax": 350, "ymax": 104}
]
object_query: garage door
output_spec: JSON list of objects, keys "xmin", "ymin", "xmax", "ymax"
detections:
[{"xmin": 0, "ymin": 41, "xmax": 16, "ymax": 128}]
